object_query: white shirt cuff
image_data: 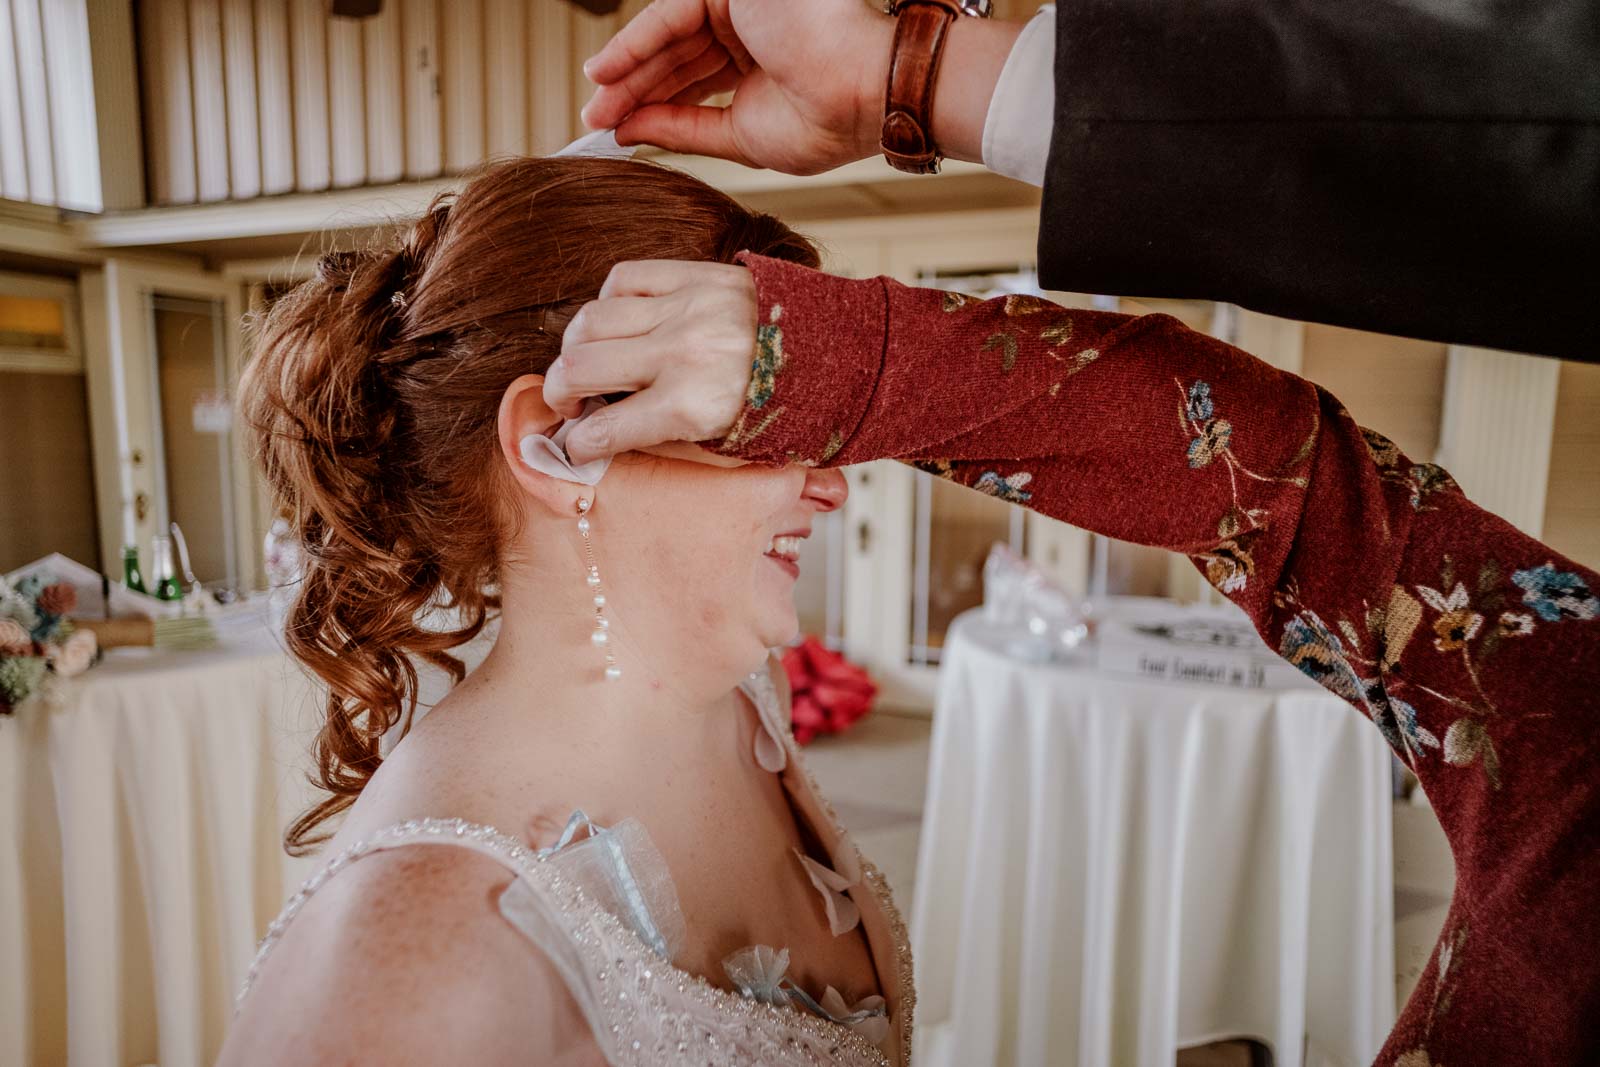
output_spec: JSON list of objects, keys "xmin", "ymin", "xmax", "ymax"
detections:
[{"xmin": 981, "ymin": 5, "xmax": 1056, "ymax": 187}]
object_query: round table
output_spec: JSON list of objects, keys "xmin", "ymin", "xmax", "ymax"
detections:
[
  {"xmin": 910, "ymin": 612, "xmax": 1395, "ymax": 1067},
  {"xmin": 0, "ymin": 601, "xmax": 331, "ymax": 1067}
]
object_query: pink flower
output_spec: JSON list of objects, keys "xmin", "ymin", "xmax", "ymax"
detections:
[
  {"xmin": 781, "ymin": 637, "xmax": 877, "ymax": 745},
  {"xmin": 47, "ymin": 629, "xmax": 98, "ymax": 678},
  {"xmin": 0, "ymin": 619, "xmax": 31, "ymax": 656},
  {"xmin": 38, "ymin": 582, "xmax": 77, "ymax": 617}
]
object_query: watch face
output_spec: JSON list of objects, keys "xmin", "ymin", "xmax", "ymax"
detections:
[{"xmin": 958, "ymin": 0, "xmax": 993, "ymax": 15}]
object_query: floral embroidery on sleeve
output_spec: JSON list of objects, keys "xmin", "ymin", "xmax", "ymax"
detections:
[
  {"xmin": 1174, "ymin": 379, "xmax": 1313, "ymax": 596},
  {"xmin": 982, "ymin": 332, "xmax": 1019, "ymax": 372},
  {"xmin": 1512, "ymin": 562, "xmax": 1598, "ymax": 621},
  {"xmin": 1268, "ymin": 547, "xmax": 1599, "ymax": 793},
  {"xmin": 1363, "ymin": 427, "xmax": 1458, "ymax": 512},
  {"xmin": 1393, "ymin": 924, "xmax": 1470, "ymax": 1067},
  {"xmin": 748, "ymin": 305, "xmax": 786, "ymax": 410},
  {"xmin": 974, "ymin": 470, "xmax": 1033, "ymax": 504},
  {"xmin": 722, "ymin": 306, "xmax": 787, "ymax": 450}
]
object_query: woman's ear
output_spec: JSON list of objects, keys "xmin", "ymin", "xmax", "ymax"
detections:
[{"xmin": 497, "ymin": 374, "xmax": 575, "ymax": 513}]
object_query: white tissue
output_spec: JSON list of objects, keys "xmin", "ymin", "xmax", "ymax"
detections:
[
  {"xmin": 519, "ymin": 398, "xmax": 613, "ymax": 486},
  {"xmin": 553, "ymin": 128, "xmax": 639, "ymax": 160}
]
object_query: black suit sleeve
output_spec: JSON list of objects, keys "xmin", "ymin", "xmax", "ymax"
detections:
[{"xmin": 1035, "ymin": 0, "xmax": 1600, "ymax": 361}]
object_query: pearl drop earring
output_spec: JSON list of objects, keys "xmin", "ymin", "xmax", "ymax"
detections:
[{"xmin": 576, "ymin": 498, "xmax": 620, "ymax": 681}]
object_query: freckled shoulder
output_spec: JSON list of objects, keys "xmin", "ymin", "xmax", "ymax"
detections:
[{"xmin": 222, "ymin": 842, "xmax": 597, "ymax": 1066}]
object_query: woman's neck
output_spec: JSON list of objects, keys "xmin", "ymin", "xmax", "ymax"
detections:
[{"xmin": 439, "ymin": 566, "xmax": 760, "ymax": 760}]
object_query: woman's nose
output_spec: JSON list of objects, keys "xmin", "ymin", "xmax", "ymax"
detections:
[{"xmin": 802, "ymin": 468, "xmax": 848, "ymax": 513}]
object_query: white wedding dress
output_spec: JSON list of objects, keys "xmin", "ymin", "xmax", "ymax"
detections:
[{"xmin": 238, "ymin": 666, "xmax": 915, "ymax": 1066}]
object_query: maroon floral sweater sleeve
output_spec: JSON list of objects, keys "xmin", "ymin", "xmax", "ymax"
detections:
[{"xmin": 713, "ymin": 253, "xmax": 1600, "ymax": 1065}]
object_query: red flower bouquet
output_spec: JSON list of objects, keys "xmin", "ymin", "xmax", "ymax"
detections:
[{"xmin": 781, "ymin": 637, "xmax": 878, "ymax": 745}]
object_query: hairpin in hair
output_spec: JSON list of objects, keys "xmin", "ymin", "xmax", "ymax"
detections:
[
  {"xmin": 534, "ymin": 302, "xmax": 581, "ymax": 337},
  {"xmin": 389, "ymin": 290, "xmax": 408, "ymax": 309}
]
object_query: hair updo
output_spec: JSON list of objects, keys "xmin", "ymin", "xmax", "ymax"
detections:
[{"xmin": 240, "ymin": 156, "xmax": 820, "ymax": 853}]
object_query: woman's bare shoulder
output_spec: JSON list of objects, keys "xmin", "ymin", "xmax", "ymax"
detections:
[{"xmin": 219, "ymin": 841, "xmax": 603, "ymax": 1066}]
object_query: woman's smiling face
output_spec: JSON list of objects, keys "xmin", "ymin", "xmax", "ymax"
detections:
[{"xmin": 594, "ymin": 449, "xmax": 848, "ymax": 671}]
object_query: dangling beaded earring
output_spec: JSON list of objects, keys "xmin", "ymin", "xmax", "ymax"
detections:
[{"xmin": 576, "ymin": 498, "xmax": 620, "ymax": 681}]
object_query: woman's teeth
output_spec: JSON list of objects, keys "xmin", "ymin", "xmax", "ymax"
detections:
[{"xmin": 766, "ymin": 535, "xmax": 802, "ymax": 561}]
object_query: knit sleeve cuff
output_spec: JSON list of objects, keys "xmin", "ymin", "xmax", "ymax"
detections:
[{"xmin": 704, "ymin": 253, "xmax": 888, "ymax": 466}]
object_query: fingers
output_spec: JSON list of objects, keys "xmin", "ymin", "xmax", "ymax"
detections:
[
  {"xmin": 547, "ymin": 262, "xmax": 746, "ymax": 415},
  {"xmin": 582, "ymin": 0, "xmax": 706, "ymax": 86},
  {"xmin": 704, "ymin": 2, "xmax": 753, "ymax": 73},
  {"xmin": 597, "ymin": 259, "xmax": 748, "ymax": 300},
  {"xmin": 543, "ymin": 336, "xmax": 661, "ymax": 420},
  {"xmin": 561, "ymin": 295, "xmax": 673, "ymax": 348},
  {"xmin": 667, "ymin": 60, "xmax": 742, "ymax": 107},
  {"xmin": 613, "ymin": 104, "xmax": 747, "ymax": 164},
  {"xmin": 636, "ymin": 440, "xmax": 751, "ymax": 468},
  {"xmin": 580, "ymin": 24, "xmax": 717, "ymax": 130},
  {"xmin": 549, "ymin": 260, "xmax": 756, "ymax": 450},
  {"xmin": 563, "ymin": 387, "xmax": 685, "ymax": 466},
  {"xmin": 643, "ymin": 43, "xmax": 735, "ymax": 106}
]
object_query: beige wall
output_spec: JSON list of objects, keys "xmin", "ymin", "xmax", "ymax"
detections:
[
  {"xmin": 1543, "ymin": 360, "xmax": 1600, "ymax": 572},
  {"xmin": 1300, "ymin": 323, "xmax": 1449, "ymax": 462}
]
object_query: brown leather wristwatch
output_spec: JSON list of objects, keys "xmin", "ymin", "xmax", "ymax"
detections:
[{"xmin": 879, "ymin": 0, "xmax": 992, "ymax": 174}]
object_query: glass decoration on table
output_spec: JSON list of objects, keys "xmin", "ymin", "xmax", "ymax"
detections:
[{"xmin": 980, "ymin": 543, "xmax": 1090, "ymax": 664}]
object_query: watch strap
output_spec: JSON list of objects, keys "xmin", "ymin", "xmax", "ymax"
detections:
[{"xmin": 880, "ymin": 0, "xmax": 962, "ymax": 174}]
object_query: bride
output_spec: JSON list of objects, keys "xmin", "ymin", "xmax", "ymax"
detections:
[{"xmin": 220, "ymin": 156, "xmax": 910, "ymax": 1066}]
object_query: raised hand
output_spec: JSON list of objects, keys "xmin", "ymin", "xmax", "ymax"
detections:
[
  {"xmin": 579, "ymin": 0, "xmax": 893, "ymax": 175},
  {"xmin": 544, "ymin": 260, "xmax": 761, "ymax": 465}
]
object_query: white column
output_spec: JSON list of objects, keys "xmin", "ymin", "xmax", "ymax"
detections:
[
  {"xmin": 326, "ymin": 14, "xmax": 367, "ymax": 188},
  {"xmin": 528, "ymin": 0, "xmax": 572, "ymax": 154},
  {"xmin": 253, "ymin": 0, "xmax": 295, "ymax": 195},
  {"xmin": 220, "ymin": 0, "xmax": 261, "ymax": 200},
  {"xmin": 400, "ymin": 0, "xmax": 442, "ymax": 180},
  {"xmin": 288, "ymin": 0, "xmax": 330, "ymax": 192},
  {"xmin": 187, "ymin": 0, "xmax": 231, "ymax": 201},
  {"xmin": 362, "ymin": 1, "xmax": 404, "ymax": 185},
  {"xmin": 0, "ymin": 0, "xmax": 28, "ymax": 200},
  {"xmin": 1435, "ymin": 346, "xmax": 1560, "ymax": 538},
  {"xmin": 439, "ymin": 0, "xmax": 484, "ymax": 172},
  {"xmin": 9, "ymin": 0, "xmax": 54, "ymax": 203},
  {"xmin": 484, "ymin": 0, "xmax": 528, "ymax": 158}
]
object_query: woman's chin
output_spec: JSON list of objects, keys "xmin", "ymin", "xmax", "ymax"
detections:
[{"xmin": 753, "ymin": 603, "xmax": 801, "ymax": 652}]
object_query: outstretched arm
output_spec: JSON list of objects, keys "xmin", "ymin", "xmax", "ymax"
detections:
[{"xmin": 698, "ymin": 254, "xmax": 1600, "ymax": 1064}]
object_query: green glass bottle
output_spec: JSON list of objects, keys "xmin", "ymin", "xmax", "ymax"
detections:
[
  {"xmin": 122, "ymin": 544, "xmax": 147, "ymax": 594},
  {"xmin": 150, "ymin": 534, "xmax": 183, "ymax": 601}
]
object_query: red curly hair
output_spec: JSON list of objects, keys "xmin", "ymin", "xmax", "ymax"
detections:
[{"xmin": 239, "ymin": 156, "xmax": 819, "ymax": 853}]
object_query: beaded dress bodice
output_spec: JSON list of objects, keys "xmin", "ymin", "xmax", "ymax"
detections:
[{"xmin": 239, "ymin": 666, "xmax": 914, "ymax": 1067}]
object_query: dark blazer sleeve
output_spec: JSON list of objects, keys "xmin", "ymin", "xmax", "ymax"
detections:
[{"xmin": 1036, "ymin": 0, "xmax": 1600, "ymax": 362}]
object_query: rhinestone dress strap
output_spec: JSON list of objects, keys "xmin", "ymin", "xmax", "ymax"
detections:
[
  {"xmin": 239, "ymin": 815, "xmax": 894, "ymax": 1066},
  {"xmin": 236, "ymin": 817, "xmax": 543, "ymax": 1010}
]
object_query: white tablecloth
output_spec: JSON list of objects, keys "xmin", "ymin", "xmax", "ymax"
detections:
[
  {"xmin": 0, "ymin": 602, "xmax": 326, "ymax": 1067},
  {"xmin": 911, "ymin": 613, "xmax": 1395, "ymax": 1067}
]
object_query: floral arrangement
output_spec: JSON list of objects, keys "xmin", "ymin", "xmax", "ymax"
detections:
[
  {"xmin": 0, "ymin": 571, "xmax": 99, "ymax": 714},
  {"xmin": 781, "ymin": 636, "xmax": 878, "ymax": 745}
]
